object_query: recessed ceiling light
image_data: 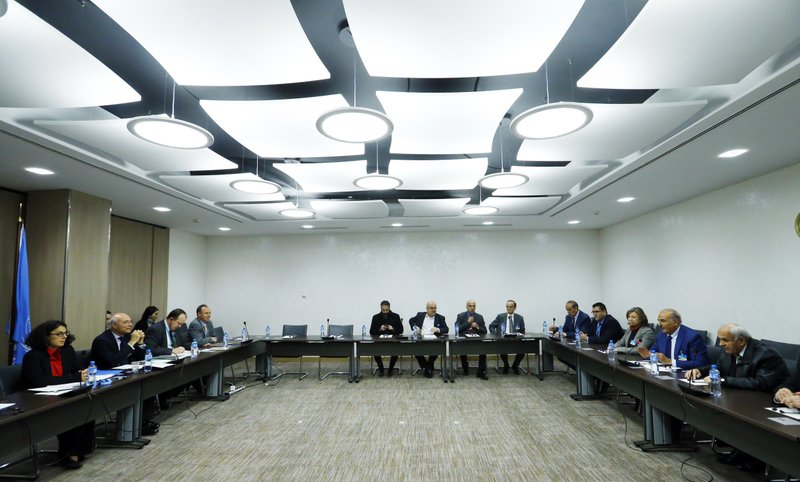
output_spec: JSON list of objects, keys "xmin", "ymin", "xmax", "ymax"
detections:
[
  {"xmin": 317, "ymin": 107, "xmax": 393, "ymax": 143},
  {"xmin": 279, "ymin": 208, "xmax": 315, "ymax": 219},
  {"xmin": 510, "ymin": 103, "xmax": 593, "ymax": 140},
  {"xmin": 218, "ymin": 227, "xmax": 231, "ymax": 232},
  {"xmin": 353, "ymin": 174, "xmax": 403, "ymax": 190},
  {"xmin": 25, "ymin": 167, "xmax": 54, "ymax": 175},
  {"xmin": 230, "ymin": 179, "xmax": 281, "ymax": 194},
  {"xmin": 567, "ymin": 220, "xmax": 581, "ymax": 225},
  {"xmin": 718, "ymin": 148, "xmax": 748, "ymax": 158},
  {"xmin": 127, "ymin": 116, "xmax": 214, "ymax": 149},
  {"xmin": 391, "ymin": 222, "xmax": 403, "ymax": 227},
  {"xmin": 617, "ymin": 197, "xmax": 635, "ymax": 203},
  {"xmin": 478, "ymin": 172, "xmax": 529, "ymax": 189},
  {"xmin": 482, "ymin": 221, "xmax": 494, "ymax": 226},
  {"xmin": 301, "ymin": 224, "xmax": 314, "ymax": 229},
  {"xmin": 153, "ymin": 206, "xmax": 171, "ymax": 212},
  {"xmin": 463, "ymin": 205, "xmax": 499, "ymax": 216}
]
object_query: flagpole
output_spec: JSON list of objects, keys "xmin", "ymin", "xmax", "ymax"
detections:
[{"xmin": 6, "ymin": 204, "xmax": 22, "ymax": 365}]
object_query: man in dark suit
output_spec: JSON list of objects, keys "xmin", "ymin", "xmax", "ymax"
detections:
[
  {"xmin": 188, "ymin": 304, "xmax": 217, "ymax": 347},
  {"xmin": 550, "ymin": 300, "xmax": 591, "ymax": 338},
  {"xmin": 637, "ymin": 308, "xmax": 708, "ymax": 369},
  {"xmin": 580, "ymin": 302, "xmax": 624, "ymax": 345},
  {"xmin": 687, "ymin": 324, "xmax": 789, "ymax": 392},
  {"xmin": 90, "ymin": 312, "xmax": 145, "ymax": 369},
  {"xmin": 145, "ymin": 308, "xmax": 191, "ymax": 356},
  {"xmin": 455, "ymin": 299, "xmax": 488, "ymax": 380},
  {"xmin": 489, "ymin": 300, "xmax": 526, "ymax": 374},
  {"xmin": 369, "ymin": 300, "xmax": 404, "ymax": 377},
  {"xmin": 408, "ymin": 301, "xmax": 448, "ymax": 378}
]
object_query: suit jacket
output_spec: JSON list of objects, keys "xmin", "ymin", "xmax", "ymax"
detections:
[
  {"xmin": 586, "ymin": 315, "xmax": 624, "ymax": 345},
  {"xmin": 614, "ymin": 325, "xmax": 657, "ymax": 354},
  {"xmin": 563, "ymin": 310, "xmax": 591, "ymax": 338},
  {"xmin": 455, "ymin": 311, "xmax": 487, "ymax": 335},
  {"xmin": 145, "ymin": 320, "xmax": 192, "ymax": 356},
  {"xmin": 408, "ymin": 312, "xmax": 448, "ymax": 334},
  {"xmin": 188, "ymin": 318, "xmax": 216, "ymax": 346},
  {"xmin": 489, "ymin": 313, "xmax": 525, "ymax": 335},
  {"xmin": 133, "ymin": 318, "xmax": 153, "ymax": 334},
  {"xmin": 369, "ymin": 311, "xmax": 404, "ymax": 336},
  {"xmin": 21, "ymin": 345, "xmax": 83, "ymax": 388},
  {"xmin": 90, "ymin": 329, "xmax": 145, "ymax": 369},
  {"xmin": 652, "ymin": 324, "xmax": 709, "ymax": 369},
  {"xmin": 701, "ymin": 340, "xmax": 789, "ymax": 393}
]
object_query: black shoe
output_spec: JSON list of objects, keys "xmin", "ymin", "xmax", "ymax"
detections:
[
  {"xmin": 62, "ymin": 457, "xmax": 82, "ymax": 470},
  {"xmin": 142, "ymin": 425, "xmax": 159, "ymax": 436},
  {"xmin": 145, "ymin": 420, "xmax": 160, "ymax": 429},
  {"xmin": 477, "ymin": 372, "xmax": 488, "ymax": 380},
  {"xmin": 378, "ymin": 367, "xmax": 385, "ymax": 377},
  {"xmin": 462, "ymin": 367, "xmax": 469, "ymax": 376},
  {"xmin": 717, "ymin": 451, "xmax": 741, "ymax": 465},
  {"xmin": 386, "ymin": 368, "xmax": 393, "ymax": 378},
  {"xmin": 512, "ymin": 366, "xmax": 521, "ymax": 375},
  {"xmin": 736, "ymin": 459, "xmax": 765, "ymax": 473},
  {"xmin": 503, "ymin": 366, "xmax": 510, "ymax": 374},
  {"xmin": 424, "ymin": 368, "xmax": 433, "ymax": 378}
]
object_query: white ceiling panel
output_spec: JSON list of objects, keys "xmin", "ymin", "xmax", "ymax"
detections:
[
  {"xmin": 201, "ymin": 95, "xmax": 364, "ymax": 158},
  {"xmin": 517, "ymin": 101, "xmax": 707, "ymax": 162},
  {"xmin": 274, "ymin": 160, "xmax": 367, "ymax": 193},
  {"xmin": 390, "ymin": 158, "xmax": 488, "ymax": 190},
  {"xmin": 159, "ymin": 173, "xmax": 285, "ymax": 203},
  {"xmin": 493, "ymin": 165, "xmax": 606, "ymax": 196},
  {"xmin": 379, "ymin": 90, "xmax": 522, "ymax": 154},
  {"xmin": 0, "ymin": 2, "xmax": 139, "ymax": 108},
  {"xmin": 578, "ymin": 0, "xmax": 800, "ymax": 89},
  {"xmin": 34, "ymin": 116, "xmax": 236, "ymax": 172},
  {"xmin": 310, "ymin": 200, "xmax": 389, "ymax": 219},
  {"xmin": 484, "ymin": 196, "xmax": 561, "ymax": 215},
  {"xmin": 399, "ymin": 198, "xmax": 470, "ymax": 217},
  {"xmin": 223, "ymin": 202, "xmax": 298, "ymax": 221},
  {"xmin": 93, "ymin": 0, "xmax": 329, "ymax": 86},
  {"xmin": 343, "ymin": 0, "xmax": 584, "ymax": 78}
]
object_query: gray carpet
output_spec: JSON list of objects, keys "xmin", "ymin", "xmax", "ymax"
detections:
[{"xmin": 27, "ymin": 357, "xmax": 765, "ymax": 481}]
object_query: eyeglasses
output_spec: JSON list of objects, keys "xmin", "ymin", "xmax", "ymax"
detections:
[{"xmin": 50, "ymin": 331, "xmax": 69, "ymax": 337}]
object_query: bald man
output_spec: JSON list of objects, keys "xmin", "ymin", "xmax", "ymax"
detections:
[
  {"xmin": 90, "ymin": 312, "xmax": 145, "ymax": 369},
  {"xmin": 455, "ymin": 300, "xmax": 488, "ymax": 380},
  {"xmin": 408, "ymin": 301, "xmax": 449, "ymax": 378}
]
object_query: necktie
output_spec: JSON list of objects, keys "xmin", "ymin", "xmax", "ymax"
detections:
[
  {"xmin": 169, "ymin": 330, "xmax": 176, "ymax": 348},
  {"xmin": 507, "ymin": 315, "xmax": 512, "ymax": 334},
  {"xmin": 116, "ymin": 336, "xmax": 123, "ymax": 351},
  {"xmin": 666, "ymin": 335, "xmax": 673, "ymax": 360},
  {"xmin": 595, "ymin": 321, "xmax": 602, "ymax": 336}
]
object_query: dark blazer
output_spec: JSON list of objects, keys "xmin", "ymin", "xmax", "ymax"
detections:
[
  {"xmin": 489, "ymin": 313, "xmax": 525, "ymax": 334},
  {"xmin": 563, "ymin": 310, "xmax": 591, "ymax": 338},
  {"xmin": 701, "ymin": 340, "xmax": 789, "ymax": 393},
  {"xmin": 652, "ymin": 324, "xmax": 709, "ymax": 370},
  {"xmin": 188, "ymin": 318, "xmax": 217, "ymax": 346},
  {"xmin": 369, "ymin": 311, "xmax": 404, "ymax": 336},
  {"xmin": 133, "ymin": 318, "xmax": 153, "ymax": 334},
  {"xmin": 22, "ymin": 345, "xmax": 83, "ymax": 388},
  {"xmin": 90, "ymin": 329, "xmax": 145, "ymax": 369},
  {"xmin": 455, "ymin": 311, "xmax": 487, "ymax": 335},
  {"xmin": 409, "ymin": 312, "xmax": 448, "ymax": 334},
  {"xmin": 778, "ymin": 358, "xmax": 800, "ymax": 392},
  {"xmin": 145, "ymin": 320, "xmax": 192, "ymax": 356},
  {"xmin": 586, "ymin": 315, "xmax": 624, "ymax": 345}
]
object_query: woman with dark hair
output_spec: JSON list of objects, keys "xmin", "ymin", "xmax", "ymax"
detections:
[
  {"xmin": 133, "ymin": 305, "xmax": 159, "ymax": 333},
  {"xmin": 21, "ymin": 320, "xmax": 95, "ymax": 469},
  {"xmin": 614, "ymin": 307, "xmax": 656, "ymax": 354}
]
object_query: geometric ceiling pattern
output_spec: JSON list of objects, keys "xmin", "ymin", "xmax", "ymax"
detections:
[
  {"xmin": 390, "ymin": 158, "xmax": 488, "ymax": 191},
  {"xmin": 159, "ymin": 173, "xmax": 285, "ymax": 203},
  {"xmin": 493, "ymin": 166, "xmax": 607, "ymax": 197}
]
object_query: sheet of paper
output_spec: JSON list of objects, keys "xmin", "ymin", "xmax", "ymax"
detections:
[
  {"xmin": 0, "ymin": 403, "xmax": 15, "ymax": 410},
  {"xmin": 769, "ymin": 416, "xmax": 800, "ymax": 425},
  {"xmin": 29, "ymin": 382, "xmax": 82, "ymax": 392},
  {"xmin": 151, "ymin": 360, "xmax": 175, "ymax": 369},
  {"xmin": 679, "ymin": 379, "xmax": 709, "ymax": 386}
]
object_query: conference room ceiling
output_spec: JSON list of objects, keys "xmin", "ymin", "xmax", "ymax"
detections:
[{"xmin": 1, "ymin": 0, "xmax": 799, "ymax": 236}]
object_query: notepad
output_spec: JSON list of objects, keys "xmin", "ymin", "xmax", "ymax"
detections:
[{"xmin": 765, "ymin": 406, "xmax": 800, "ymax": 420}]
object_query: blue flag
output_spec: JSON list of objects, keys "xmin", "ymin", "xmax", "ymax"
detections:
[{"xmin": 11, "ymin": 226, "xmax": 31, "ymax": 365}]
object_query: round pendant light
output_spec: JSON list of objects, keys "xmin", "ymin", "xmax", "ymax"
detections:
[
  {"xmin": 463, "ymin": 205, "xmax": 499, "ymax": 216},
  {"xmin": 317, "ymin": 107, "xmax": 393, "ymax": 143},
  {"xmin": 353, "ymin": 174, "xmax": 402, "ymax": 190},
  {"xmin": 478, "ymin": 172, "xmax": 529, "ymax": 190},
  {"xmin": 510, "ymin": 103, "xmax": 593, "ymax": 140},
  {"xmin": 127, "ymin": 116, "xmax": 214, "ymax": 149},
  {"xmin": 230, "ymin": 179, "xmax": 281, "ymax": 194},
  {"xmin": 279, "ymin": 208, "xmax": 315, "ymax": 219}
]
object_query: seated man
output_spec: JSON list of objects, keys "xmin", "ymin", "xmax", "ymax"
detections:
[
  {"xmin": 455, "ymin": 299, "xmax": 488, "ymax": 380},
  {"xmin": 409, "ymin": 301, "xmax": 448, "ymax": 378},
  {"xmin": 550, "ymin": 300, "xmax": 590, "ymax": 338},
  {"xmin": 489, "ymin": 300, "xmax": 526, "ymax": 374},
  {"xmin": 774, "ymin": 359, "xmax": 800, "ymax": 408},
  {"xmin": 188, "ymin": 304, "xmax": 218, "ymax": 347},
  {"xmin": 637, "ymin": 308, "xmax": 708, "ymax": 369},
  {"xmin": 369, "ymin": 300, "xmax": 403, "ymax": 376},
  {"xmin": 580, "ymin": 302, "xmax": 624, "ymax": 345},
  {"xmin": 144, "ymin": 308, "xmax": 191, "ymax": 356}
]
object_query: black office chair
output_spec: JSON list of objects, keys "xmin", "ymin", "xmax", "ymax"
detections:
[
  {"xmin": 318, "ymin": 324, "xmax": 353, "ymax": 380},
  {"xmin": 270, "ymin": 324, "xmax": 309, "ymax": 381},
  {"xmin": 762, "ymin": 339, "xmax": 800, "ymax": 378}
]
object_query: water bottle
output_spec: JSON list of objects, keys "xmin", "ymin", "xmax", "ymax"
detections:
[
  {"xmin": 190, "ymin": 339, "xmax": 199, "ymax": 359},
  {"xmin": 223, "ymin": 332, "xmax": 229, "ymax": 348},
  {"xmin": 575, "ymin": 331, "xmax": 582, "ymax": 348},
  {"xmin": 144, "ymin": 349, "xmax": 153, "ymax": 373},
  {"xmin": 709, "ymin": 365, "xmax": 722, "ymax": 397},
  {"xmin": 607, "ymin": 340, "xmax": 616, "ymax": 365},
  {"xmin": 454, "ymin": 322, "xmax": 460, "ymax": 338},
  {"xmin": 265, "ymin": 324, "xmax": 271, "ymax": 339},
  {"xmin": 361, "ymin": 324, "xmax": 367, "ymax": 339},
  {"xmin": 241, "ymin": 322, "xmax": 250, "ymax": 341},
  {"xmin": 542, "ymin": 321, "xmax": 548, "ymax": 335},
  {"xmin": 558, "ymin": 325, "xmax": 564, "ymax": 339},
  {"xmin": 320, "ymin": 324, "xmax": 325, "ymax": 337},
  {"xmin": 649, "ymin": 348, "xmax": 659, "ymax": 375},
  {"xmin": 87, "ymin": 360, "xmax": 97, "ymax": 387}
]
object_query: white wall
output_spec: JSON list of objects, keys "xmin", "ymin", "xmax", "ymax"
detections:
[
  {"xmin": 601, "ymin": 162, "xmax": 800, "ymax": 342},
  {"xmin": 167, "ymin": 229, "xmax": 207, "ymax": 315},
  {"xmin": 203, "ymin": 230, "xmax": 602, "ymax": 335}
]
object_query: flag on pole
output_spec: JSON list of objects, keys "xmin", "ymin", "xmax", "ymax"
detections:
[{"xmin": 11, "ymin": 226, "xmax": 30, "ymax": 365}]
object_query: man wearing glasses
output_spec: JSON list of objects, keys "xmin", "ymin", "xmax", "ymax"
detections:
[
  {"xmin": 579, "ymin": 302, "xmax": 624, "ymax": 345},
  {"xmin": 90, "ymin": 312, "xmax": 145, "ymax": 369}
]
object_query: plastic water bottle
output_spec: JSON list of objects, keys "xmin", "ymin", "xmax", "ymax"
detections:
[
  {"xmin": 607, "ymin": 340, "xmax": 616, "ymax": 365},
  {"xmin": 320, "ymin": 324, "xmax": 325, "ymax": 337},
  {"xmin": 265, "ymin": 324, "xmax": 271, "ymax": 339},
  {"xmin": 144, "ymin": 349, "xmax": 153, "ymax": 373},
  {"xmin": 558, "ymin": 325, "xmax": 564, "ymax": 339},
  {"xmin": 709, "ymin": 365, "xmax": 722, "ymax": 397},
  {"xmin": 454, "ymin": 322, "xmax": 460, "ymax": 338},
  {"xmin": 241, "ymin": 322, "xmax": 250, "ymax": 341},
  {"xmin": 542, "ymin": 321, "xmax": 548, "ymax": 335},
  {"xmin": 223, "ymin": 332, "xmax": 229, "ymax": 348},
  {"xmin": 361, "ymin": 324, "xmax": 367, "ymax": 339},
  {"xmin": 575, "ymin": 331, "xmax": 582, "ymax": 348},
  {"xmin": 649, "ymin": 348, "xmax": 659, "ymax": 375},
  {"xmin": 190, "ymin": 339, "xmax": 199, "ymax": 359},
  {"xmin": 87, "ymin": 360, "xmax": 97, "ymax": 387}
]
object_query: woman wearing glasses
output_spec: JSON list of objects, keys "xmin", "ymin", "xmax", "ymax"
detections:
[{"xmin": 21, "ymin": 320, "xmax": 95, "ymax": 469}]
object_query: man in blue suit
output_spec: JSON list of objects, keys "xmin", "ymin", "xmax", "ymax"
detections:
[
  {"xmin": 550, "ymin": 300, "xmax": 591, "ymax": 338},
  {"xmin": 637, "ymin": 308, "xmax": 708, "ymax": 369}
]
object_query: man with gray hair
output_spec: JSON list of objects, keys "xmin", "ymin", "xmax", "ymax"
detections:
[
  {"xmin": 686, "ymin": 323, "xmax": 789, "ymax": 392},
  {"xmin": 637, "ymin": 308, "xmax": 708, "ymax": 369}
]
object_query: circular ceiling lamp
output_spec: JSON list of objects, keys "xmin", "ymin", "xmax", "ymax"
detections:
[
  {"xmin": 0, "ymin": 0, "xmax": 8, "ymax": 18},
  {"xmin": 127, "ymin": 116, "xmax": 213, "ymax": 149},
  {"xmin": 478, "ymin": 172, "xmax": 528, "ymax": 189},
  {"xmin": 317, "ymin": 107, "xmax": 393, "ymax": 143},
  {"xmin": 463, "ymin": 205, "xmax": 499, "ymax": 216},
  {"xmin": 353, "ymin": 173, "xmax": 402, "ymax": 190},
  {"xmin": 230, "ymin": 179, "xmax": 281, "ymax": 194},
  {"xmin": 279, "ymin": 207, "xmax": 315, "ymax": 219},
  {"xmin": 510, "ymin": 103, "xmax": 592, "ymax": 140}
]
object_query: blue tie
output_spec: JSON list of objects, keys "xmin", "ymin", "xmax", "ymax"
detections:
[{"xmin": 595, "ymin": 321, "xmax": 602, "ymax": 336}]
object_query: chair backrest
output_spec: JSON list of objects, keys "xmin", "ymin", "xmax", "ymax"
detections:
[
  {"xmin": 0, "ymin": 364, "xmax": 23, "ymax": 395},
  {"xmin": 694, "ymin": 330, "xmax": 708, "ymax": 345},
  {"xmin": 706, "ymin": 345, "xmax": 723, "ymax": 365},
  {"xmin": 329, "ymin": 324, "xmax": 353, "ymax": 337},
  {"xmin": 76, "ymin": 349, "xmax": 91, "ymax": 369},
  {"xmin": 761, "ymin": 339, "xmax": 800, "ymax": 378},
  {"xmin": 283, "ymin": 324, "xmax": 308, "ymax": 337}
]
